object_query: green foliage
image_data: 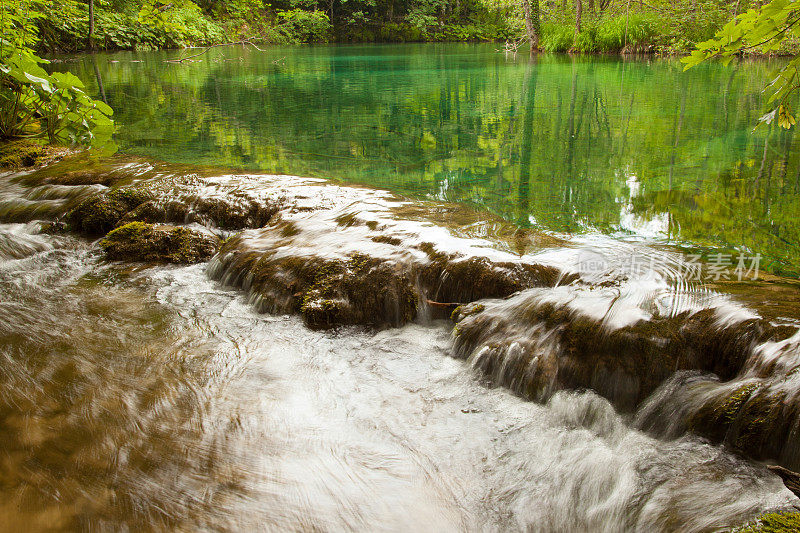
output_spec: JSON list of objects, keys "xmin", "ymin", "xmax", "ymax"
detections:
[
  {"xmin": 540, "ymin": 23, "xmax": 573, "ymax": 51},
  {"xmin": 276, "ymin": 9, "xmax": 331, "ymax": 43},
  {"xmin": 39, "ymin": 0, "xmax": 225, "ymax": 52},
  {"xmin": 683, "ymin": 0, "xmax": 800, "ymax": 128},
  {"xmin": 594, "ymin": 14, "xmax": 662, "ymax": 52},
  {"xmin": 541, "ymin": 14, "xmax": 664, "ymax": 53},
  {"xmin": 0, "ymin": 50, "xmax": 115, "ymax": 147},
  {"xmin": 0, "ymin": 0, "xmax": 115, "ymax": 148}
]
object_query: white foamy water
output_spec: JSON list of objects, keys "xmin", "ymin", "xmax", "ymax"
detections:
[{"xmin": 0, "ymin": 157, "xmax": 798, "ymax": 531}]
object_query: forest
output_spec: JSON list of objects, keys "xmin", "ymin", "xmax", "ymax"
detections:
[{"xmin": 3, "ymin": 0, "xmax": 798, "ymax": 54}]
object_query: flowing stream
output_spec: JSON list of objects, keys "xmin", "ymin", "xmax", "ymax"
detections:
[
  {"xmin": 1, "ymin": 153, "xmax": 799, "ymax": 531},
  {"xmin": 4, "ymin": 45, "xmax": 800, "ymax": 531}
]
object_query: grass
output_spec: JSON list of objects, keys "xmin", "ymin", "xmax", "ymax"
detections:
[{"xmin": 541, "ymin": 13, "xmax": 666, "ymax": 53}]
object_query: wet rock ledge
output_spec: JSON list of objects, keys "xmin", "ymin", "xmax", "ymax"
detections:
[
  {"xmin": 6, "ymin": 152, "xmax": 800, "ymax": 481},
  {"xmin": 2, "ymin": 153, "xmax": 576, "ymax": 327}
]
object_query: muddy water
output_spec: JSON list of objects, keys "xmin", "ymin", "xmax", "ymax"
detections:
[{"xmin": 1, "ymin": 160, "xmax": 799, "ymax": 531}]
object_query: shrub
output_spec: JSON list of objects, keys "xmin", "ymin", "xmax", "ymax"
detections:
[
  {"xmin": 0, "ymin": 47, "xmax": 115, "ymax": 148},
  {"xmin": 276, "ymin": 9, "xmax": 332, "ymax": 43},
  {"xmin": 541, "ymin": 23, "xmax": 573, "ymax": 52}
]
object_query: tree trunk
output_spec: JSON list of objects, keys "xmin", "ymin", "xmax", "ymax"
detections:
[
  {"xmin": 575, "ymin": 0, "xmax": 582, "ymax": 35},
  {"xmin": 88, "ymin": 0, "xmax": 95, "ymax": 50},
  {"xmin": 521, "ymin": 0, "xmax": 541, "ymax": 51}
]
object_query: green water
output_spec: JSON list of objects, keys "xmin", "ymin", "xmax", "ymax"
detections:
[{"xmin": 53, "ymin": 44, "xmax": 800, "ymax": 273}]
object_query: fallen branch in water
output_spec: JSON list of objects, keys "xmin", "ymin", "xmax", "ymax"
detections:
[
  {"xmin": 768, "ymin": 465, "xmax": 800, "ymax": 497},
  {"xmin": 164, "ymin": 39, "xmax": 267, "ymax": 63},
  {"xmin": 426, "ymin": 300, "xmax": 462, "ymax": 310}
]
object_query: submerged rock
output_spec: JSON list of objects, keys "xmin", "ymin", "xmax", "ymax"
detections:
[
  {"xmin": 210, "ymin": 202, "xmax": 571, "ymax": 330},
  {"xmin": 100, "ymin": 222, "xmax": 220, "ymax": 264},
  {"xmin": 450, "ymin": 285, "xmax": 800, "ymax": 472},
  {"xmin": 767, "ymin": 466, "xmax": 800, "ymax": 498},
  {"xmin": 65, "ymin": 188, "xmax": 153, "ymax": 235},
  {"xmin": 451, "ymin": 289, "xmax": 783, "ymax": 409},
  {"xmin": 635, "ymin": 367, "xmax": 800, "ymax": 472}
]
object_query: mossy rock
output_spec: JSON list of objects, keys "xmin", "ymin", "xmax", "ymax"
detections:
[
  {"xmin": 687, "ymin": 383, "xmax": 792, "ymax": 466},
  {"xmin": 736, "ymin": 511, "xmax": 800, "ymax": 532},
  {"xmin": 452, "ymin": 301, "xmax": 781, "ymax": 411},
  {"xmin": 213, "ymin": 240, "xmax": 418, "ymax": 330},
  {"xmin": 117, "ymin": 196, "xmax": 280, "ymax": 230},
  {"xmin": 299, "ymin": 253, "xmax": 418, "ymax": 329},
  {"xmin": 420, "ymin": 256, "xmax": 576, "ymax": 303},
  {"xmin": 117, "ymin": 200, "xmax": 167, "ymax": 226},
  {"xmin": 100, "ymin": 222, "xmax": 220, "ymax": 264},
  {"xmin": 0, "ymin": 140, "xmax": 46, "ymax": 169},
  {"xmin": 65, "ymin": 188, "xmax": 153, "ymax": 235},
  {"xmin": 188, "ymin": 196, "xmax": 279, "ymax": 229}
]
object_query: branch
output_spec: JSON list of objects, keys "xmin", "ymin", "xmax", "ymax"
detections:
[
  {"xmin": 737, "ymin": 14, "xmax": 800, "ymax": 52},
  {"xmin": 164, "ymin": 39, "xmax": 267, "ymax": 63}
]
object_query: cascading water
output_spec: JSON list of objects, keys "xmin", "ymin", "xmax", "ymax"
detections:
[{"xmin": 1, "ymin": 155, "xmax": 799, "ymax": 531}]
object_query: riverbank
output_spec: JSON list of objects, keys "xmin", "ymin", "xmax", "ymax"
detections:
[{"xmin": 32, "ymin": 0, "xmax": 800, "ymax": 56}]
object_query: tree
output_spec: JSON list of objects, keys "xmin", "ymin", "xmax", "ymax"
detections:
[
  {"xmin": 683, "ymin": 0, "xmax": 800, "ymax": 129},
  {"xmin": 88, "ymin": 0, "xmax": 95, "ymax": 50},
  {"xmin": 521, "ymin": 0, "xmax": 541, "ymax": 51}
]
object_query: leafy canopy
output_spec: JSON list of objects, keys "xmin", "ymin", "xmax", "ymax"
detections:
[{"xmin": 683, "ymin": 0, "xmax": 800, "ymax": 129}]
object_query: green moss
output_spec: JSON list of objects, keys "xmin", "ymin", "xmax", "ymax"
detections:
[
  {"xmin": 0, "ymin": 140, "xmax": 46, "ymax": 169},
  {"xmin": 722, "ymin": 383, "xmax": 761, "ymax": 424},
  {"xmin": 100, "ymin": 222, "xmax": 220, "ymax": 263},
  {"xmin": 451, "ymin": 303, "xmax": 484, "ymax": 322},
  {"xmin": 40, "ymin": 221, "xmax": 69, "ymax": 234},
  {"xmin": 190, "ymin": 196, "xmax": 279, "ymax": 229},
  {"xmin": 735, "ymin": 390, "xmax": 784, "ymax": 452},
  {"xmin": 65, "ymin": 187, "xmax": 153, "ymax": 235},
  {"xmin": 118, "ymin": 200, "xmax": 165, "ymax": 226},
  {"xmin": 736, "ymin": 511, "xmax": 800, "ymax": 532}
]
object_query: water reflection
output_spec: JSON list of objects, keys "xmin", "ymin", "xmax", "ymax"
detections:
[{"xmin": 51, "ymin": 45, "xmax": 800, "ymax": 273}]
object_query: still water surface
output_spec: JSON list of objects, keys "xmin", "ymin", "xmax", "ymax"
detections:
[{"xmin": 55, "ymin": 44, "xmax": 800, "ymax": 273}]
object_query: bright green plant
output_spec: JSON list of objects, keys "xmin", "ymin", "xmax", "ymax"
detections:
[
  {"xmin": 683, "ymin": 0, "xmax": 800, "ymax": 129},
  {"xmin": 276, "ymin": 9, "xmax": 331, "ymax": 42},
  {"xmin": 540, "ymin": 23, "xmax": 573, "ymax": 52},
  {"xmin": 0, "ymin": 0, "xmax": 115, "ymax": 148}
]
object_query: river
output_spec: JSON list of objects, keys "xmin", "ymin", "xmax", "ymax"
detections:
[{"xmin": 0, "ymin": 45, "xmax": 797, "ymax": 531}]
